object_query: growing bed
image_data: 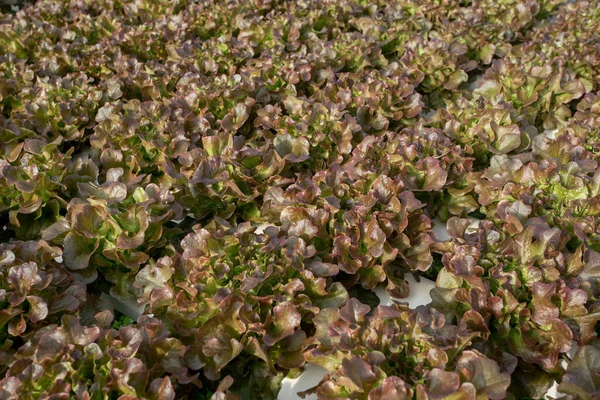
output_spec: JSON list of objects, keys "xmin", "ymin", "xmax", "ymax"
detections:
[{"xmin": 1, "ymin": 0, "xmax": 600, "ymax": 399}]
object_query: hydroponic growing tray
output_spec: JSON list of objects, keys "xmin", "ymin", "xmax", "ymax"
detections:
[{"xmin": 0, "ymin": 0, "xmax": 599, "ymax": 399}]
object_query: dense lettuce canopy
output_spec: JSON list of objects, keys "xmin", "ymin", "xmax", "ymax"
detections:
[{"xmin": 0, "ymin": 0, "xmax": 599, "ymax": 398}]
